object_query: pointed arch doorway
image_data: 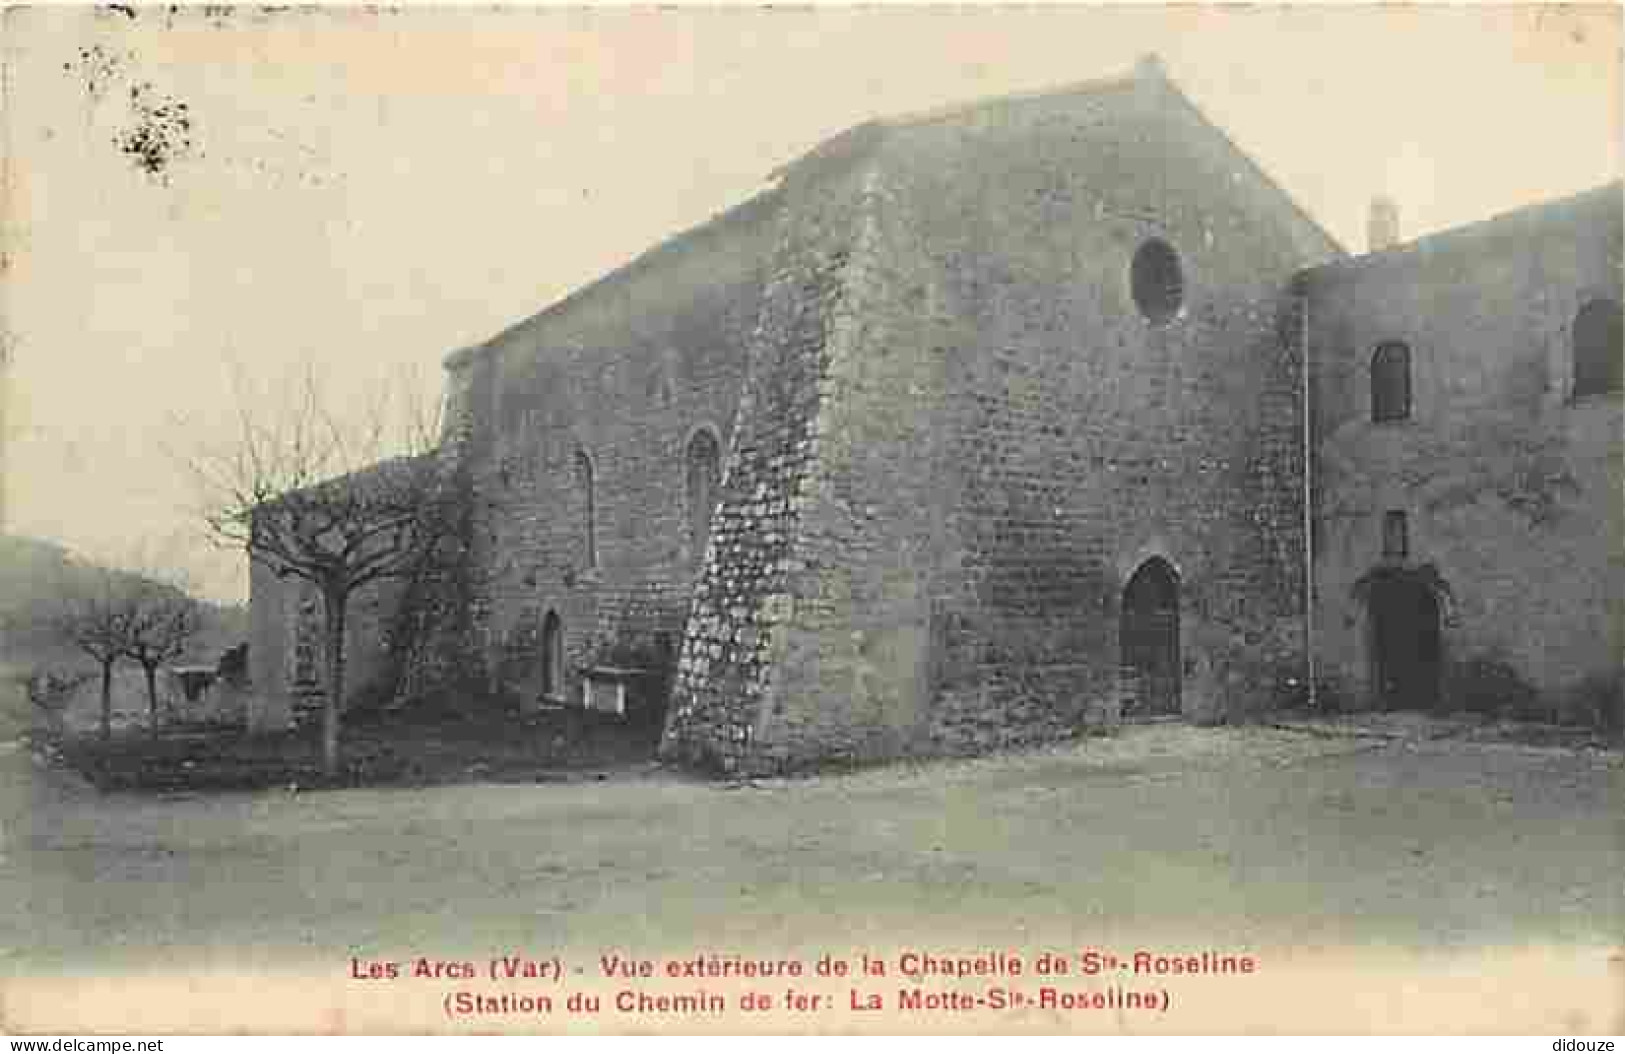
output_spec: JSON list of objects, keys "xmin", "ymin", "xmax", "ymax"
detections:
[{"xmin": 1121, "ymin": 557, "xmax": 1181, "ymax": 719}]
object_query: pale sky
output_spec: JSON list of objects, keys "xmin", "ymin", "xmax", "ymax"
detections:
[{"xmin": 2, "ymin": 4, "xmax": 1620, "ymax": 602}]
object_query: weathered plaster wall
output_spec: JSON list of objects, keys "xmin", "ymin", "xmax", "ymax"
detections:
[{"xmin": 1304, "ymin": 183, "xmax": 1623, "ymax": 706}]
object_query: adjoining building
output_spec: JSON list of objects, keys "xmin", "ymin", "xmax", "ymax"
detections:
[
  {"xmin": 248, "ymin": 57, "xmax": 1623, "ymax": 773},
  {"xmin": 1301, "ymin": 184, "xmax": 1622, "ymax": 719}
]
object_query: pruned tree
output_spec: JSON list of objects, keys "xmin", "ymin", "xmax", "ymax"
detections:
[
  {"xmin": 8, "ymin": 535, "xmax": 206, "ymax": 740},
  {"xmin": 48, "ymin": 566, "xmax": 135, "ymax": 741},
  {"xmin": 122, "ymin": 580, "xmax": 202, "ymax": 737},
  {"xmin": 184, "ymin": 364, "xmax": 451, "ymax": 778}
]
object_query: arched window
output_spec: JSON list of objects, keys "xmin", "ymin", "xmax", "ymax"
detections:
[
  {"xmin": 540, "ymin": 611, "xmax": 563, "ymax": 701},
  {"xmin": 574, "ymin": 450, "xmax": 597, "ymax": 568},
  {"xmin": 1573, "ymin": 298, "xmax": 1623, "ymax": 398},
  {"xmin": 685, "ymin": 429, "xmax": 721, "ymax": 559},
  {"xmin": 1370, "ymin": 342, "xmax": 1412, "ymax": 423},
  {"xmin": 1382, "ymin": 509, "xmax": 1408, "ymax": 561}
]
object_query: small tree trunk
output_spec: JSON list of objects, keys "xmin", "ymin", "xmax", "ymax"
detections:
[
  {"xmin": 99, "ymin": 660, "xmax": 114, "ymax": 741},
  {"xmin": 321, "ymin": 589, "xmax": 348, "ymax": 780},
  {"xmin": 144, "ymin": 663, "xmax": 160, "ymax": 738}
]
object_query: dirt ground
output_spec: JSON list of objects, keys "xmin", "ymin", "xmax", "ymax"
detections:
[{"xmin": 0, "ymin": 678, "xmax": 1619, "ymax": 1033}]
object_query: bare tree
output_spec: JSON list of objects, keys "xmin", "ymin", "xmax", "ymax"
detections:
[
  {"xmin": 48, "ymin": 567, "xmax": 135, "ymax": 741},
  {"xmin": 185, "ymin": 365, "xmax": 450, "ymax": 778},
  {"xmin": 111, "ymin": 538, "xmax": 207, "ymax": 738},
  {"xmin": 122, "ymin": 581, "xmax": 201, "ymax": 737}
]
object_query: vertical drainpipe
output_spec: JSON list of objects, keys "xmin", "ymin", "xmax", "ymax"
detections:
[{"xmin": 1300, "ymin": 288, "xmax": 1318, "ymax": 710}]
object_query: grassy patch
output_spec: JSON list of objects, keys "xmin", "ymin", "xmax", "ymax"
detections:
[{"xmin": 43, "ymin": 704, "xmax": 666, "ymax": 794}]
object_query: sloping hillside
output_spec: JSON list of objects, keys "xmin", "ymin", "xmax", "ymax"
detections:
[{"xmin": 0, "ymin": 534, "xmax": 246, "ymax": 669}]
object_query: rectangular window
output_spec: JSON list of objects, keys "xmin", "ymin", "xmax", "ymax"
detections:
[
  {"xmin": 1371, "ymin": 342, "xmax": 1413, "ymax": 422},
  {"xmin": 1382, "ymin": 510, "xmax": 1408, "ymax": 560}
]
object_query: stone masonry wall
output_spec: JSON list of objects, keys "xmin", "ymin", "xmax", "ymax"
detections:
[
  {"xmin": 248, "ymin": 195, "xmax": 778, "ymax": 731},
  {"xmin": 664, "ymin": 69, "xmax": 1340, "ymax": 772},
  {"xmin": 245, "ymin": 561, "xmax": 402, "ymax": 730},
  {"xmin": 1304, "ymin": 183, "xmax": 1623, "ymax": 706},
  {"xmin": 457, "ymin": 192, "xmax": 780, "ymax": 714},
  {"xmin": 864, "ymin": 73, "xmax": 1334, "ymax": 751},
  {"xmin": 659, "ymin": 130, "xmax": 881, "ymax": 772},
  {"xmin": 245, "ymin": 60, "xmax": 1619, "ymax": 764},
  {"xmin": 739, "ymin": 155, "xmax": 951, "ymax": 769},
  {"xmin": 246, "ymin": 556, "xmax": 292, "ymax": 731},
  {"xmin": 380, "ymin": 366, "xmax": 483, "ymax": 709}
]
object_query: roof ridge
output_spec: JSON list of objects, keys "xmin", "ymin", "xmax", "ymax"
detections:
[
  {"xmin": 1309, "ymin": 177, "xmax": 1623, "ymax": 271},
  {"xmin": 769, "ymin": 58, "xmax": 1159, "ymax": 183},
  {"xmin": 774, "ymin": 54, "xmax": 1344, "ymax": 258},
  {"xmin": 447, "ymin": 184, "xmax": 783, "ymax": 368},
  {"xmin": 1155, "ymin": 78, "xmax": 1346, "ymax": 258},
  {"xmin": 879, "ymin": 68, "xmax": 1141, "ymax": 131}
]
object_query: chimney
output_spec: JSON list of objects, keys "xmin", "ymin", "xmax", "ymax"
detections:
[
  {"xmin": 1367, "ymin": 195, "xmax": 1400, "ymax": 253},
  {"xmin": 1135, "ymin": 54, "xmax": 1169, "ymax": 82}
]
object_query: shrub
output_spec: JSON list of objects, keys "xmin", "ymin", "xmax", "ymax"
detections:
[
  {"xmin": 1448, "ymin": 656, "xmax": 1541, "ymax": 718},
  {"xmin": 26, "ymin": 667, "xmax": 94, "ymax": 712},
  {"xmin": 1560, "ymin": 671, "xmax": 1623, "ymax": 740},
  {"xmin": 342, "ymin": 673, "xmax": 400, "ymax": 718}
]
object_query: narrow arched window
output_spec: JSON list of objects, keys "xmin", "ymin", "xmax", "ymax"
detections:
[
  {"xmin": 540, "ymin": 610, "xmax": 563, "ymax": 701},
  {"xmin": 574, "ymin": 450, "xmax": 597, "ymax": 568},
  {"xmin": 685, "ymin": 429, "xmax": 721, "ymax": 559},
  {"xmin": 1382, "ymin": 510, "xmax": 1408, "ymax": 560},
  {"xmin": 1370, "ymin": 342, "xmax": 1412, "ymax": 423},
  {"xmin": 1573, "ymin": 298, "xmax": 1623, "ymax": 398}
]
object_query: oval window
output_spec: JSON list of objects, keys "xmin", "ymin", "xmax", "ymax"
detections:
[{"xmin": 1131, "ymin": 238, "xmax": 1184, "ymax": 324}]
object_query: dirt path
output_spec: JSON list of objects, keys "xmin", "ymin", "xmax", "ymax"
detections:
[
  {"xmin": 4, "ymin": 723, "xmax": 1618, "ymax": 962},
  {"xmin": 0, "ymin": 712, "xmax": 1619, "ymax": 1031}
]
